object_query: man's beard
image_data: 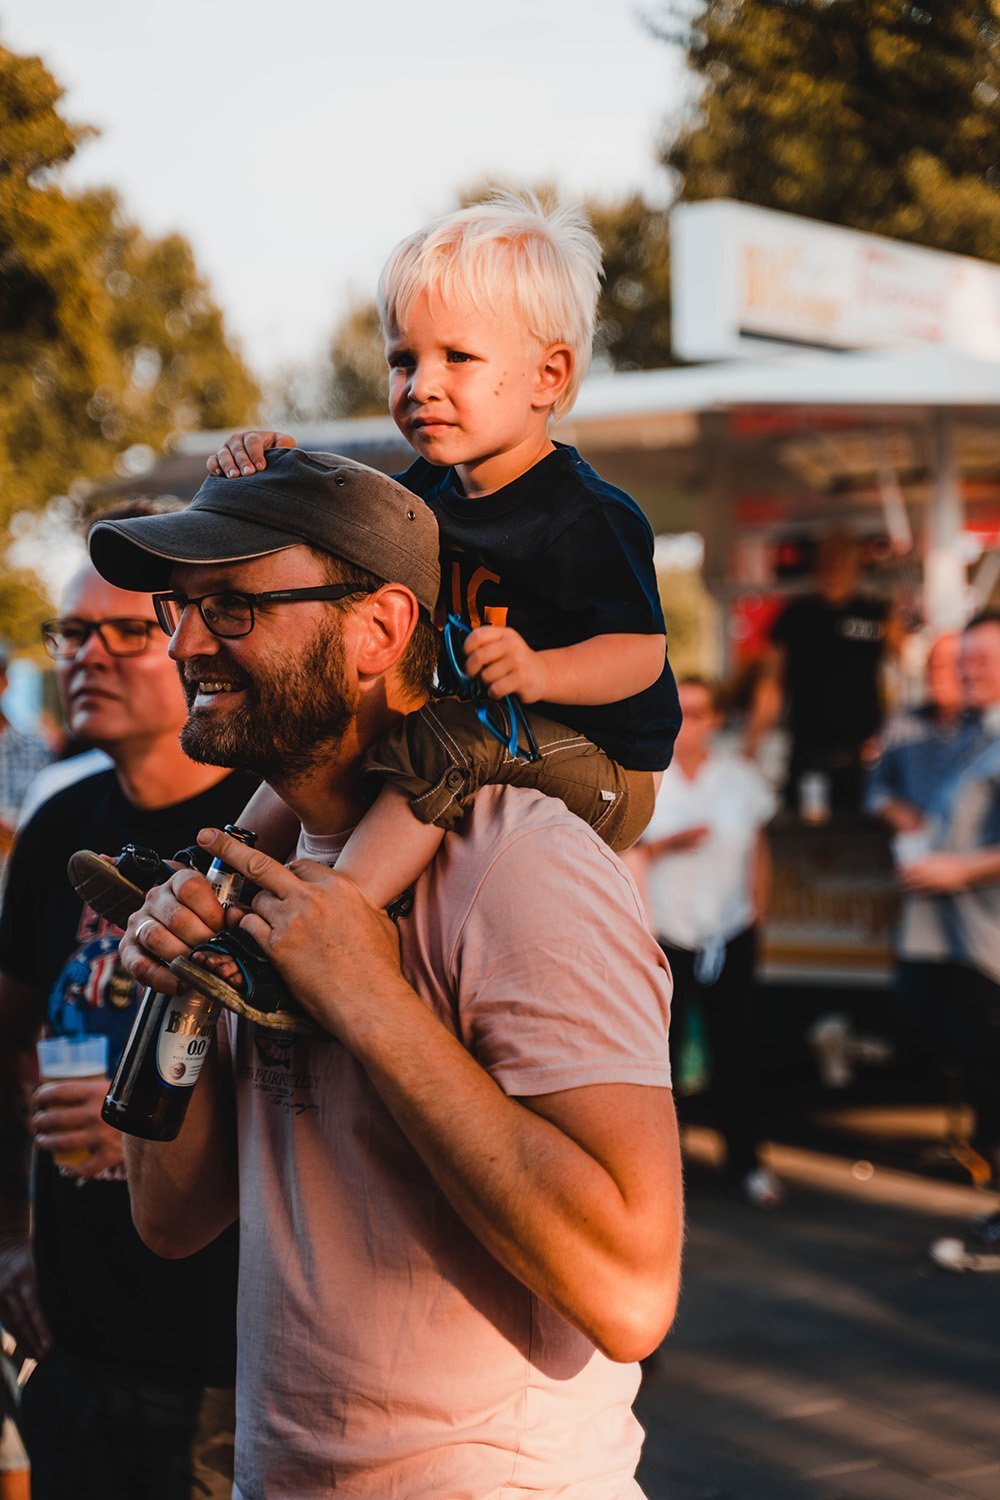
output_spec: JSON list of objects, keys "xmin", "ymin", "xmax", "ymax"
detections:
[{"xmin": 179, "ymin": 628, "xmax": 357, "ymax": 784}]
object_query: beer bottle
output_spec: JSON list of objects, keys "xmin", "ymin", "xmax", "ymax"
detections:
[{"xmin": 102, "ymin": 826, "xmax": 257, "ymax": 1141}]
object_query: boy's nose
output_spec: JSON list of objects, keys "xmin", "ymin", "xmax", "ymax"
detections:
[{"xmin": 406, "ymin": 362, "xmax": 442, "ymax": 405}]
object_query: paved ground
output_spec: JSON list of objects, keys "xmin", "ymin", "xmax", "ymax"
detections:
[{"xmin": 635, "ymin": 1124, "xmax": 1000, "ymax": 1499}]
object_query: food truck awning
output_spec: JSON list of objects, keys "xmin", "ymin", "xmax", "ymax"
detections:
[{"xmin": 92, "ymin": 346, "xmax": 1000, "ymax": 629}]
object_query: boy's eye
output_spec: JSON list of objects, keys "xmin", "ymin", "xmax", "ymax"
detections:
[
  {"xmin": 446, "ymin": 350, "xmax": 472, "ymax": 363},
  {"xmin": 387, "ymin": 352, "xmax": 414, "ymax": 369}
]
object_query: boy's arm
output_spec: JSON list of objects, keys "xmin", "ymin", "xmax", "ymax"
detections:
[
  {"xmin": 239, "ymin": 783, "xmax": 302, "ymax": 862},
  {"xmin": 465, "ymin": 627, "xmax": 665, "ymax": 706}
]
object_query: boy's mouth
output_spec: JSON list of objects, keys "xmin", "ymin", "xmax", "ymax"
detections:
[{"xmin": 411, "ymin": 415, "xmax": 455, "ymax": 431}]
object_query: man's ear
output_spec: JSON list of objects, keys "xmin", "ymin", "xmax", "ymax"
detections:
[
  {"xmin": 533, "ymin": 344, "xmax": 573, "ymax": 413},
  {"xmin": 353, "ymin": 585, "xmax": 420, "ymax": 679}
]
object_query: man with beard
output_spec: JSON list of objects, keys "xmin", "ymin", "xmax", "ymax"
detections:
[
  {"xmin": 0, "ymin": 521, "xmax": 257, "ymax": 1498},
  {"xmin": 88, "ymin": 450, "xmax": 682, "ymax": 1500}
]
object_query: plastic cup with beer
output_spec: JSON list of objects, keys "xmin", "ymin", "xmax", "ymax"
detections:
[{"xmin": 35, "ymin": 1035, "xmax": 110, "ymax": 1168}]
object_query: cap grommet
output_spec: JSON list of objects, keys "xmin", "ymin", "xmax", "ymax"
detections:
[
  {"xmin": 335, "ymin": 474, "xmax": 346, "ymax": 485},
  {"xmin": 406, "ymin": 510, "xmax": 416, "ymax": 521}
]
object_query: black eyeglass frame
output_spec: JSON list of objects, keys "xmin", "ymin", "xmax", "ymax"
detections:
[
  {"xmin": 41, "ymin": 617, "xmax": 160, "ymax": 660},
  {"xmin": 151, "ymin": 584, "xmax": 373, "ymax": 639}
]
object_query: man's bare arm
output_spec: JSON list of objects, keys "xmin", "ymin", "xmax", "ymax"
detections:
[
  {"xmin": 122, "ymin": 1031, "xmax": 239, "ymax": 1259},
  {"xmin": 743, "ymin": 643, "xmax": 785, "ymax": 758},
  {"xmin": 115, "ymin": 878, "xmax": 239, "ymax": 1259},
  {"xmin": 902, "ymin": 846, "xmax": 1000, "ymax": 893}
]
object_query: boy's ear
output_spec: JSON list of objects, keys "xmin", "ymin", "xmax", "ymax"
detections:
[{"xmin": 533, "ymin": 344, "xmax": 573, "ymax": 412}]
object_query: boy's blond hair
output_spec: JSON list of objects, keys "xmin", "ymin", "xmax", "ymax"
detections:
[{"xmin": 377, "ymin": 188, "xmax": 603, "ymax": 421}]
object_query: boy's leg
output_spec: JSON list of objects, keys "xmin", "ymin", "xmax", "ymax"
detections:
[{"xmin": 362, "ymin": 698, "xmax": 655, "ymax": 852}]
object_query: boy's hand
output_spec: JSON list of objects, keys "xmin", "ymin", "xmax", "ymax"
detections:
[
  {"xmin": 464, "ymin": 626, "xmax": 549, "ymax": 703},
  {"xmin": 208, "ymin": 430, "xmax": 296, "ymax": 477}
]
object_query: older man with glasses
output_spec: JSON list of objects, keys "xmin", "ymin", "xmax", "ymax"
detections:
[{"xmin": 0, "ymin": 503, "xmax": 257, "ymax": 1500}]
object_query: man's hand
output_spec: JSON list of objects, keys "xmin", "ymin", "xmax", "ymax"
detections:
[
  {"xmin": 644, "ymin": 826, "xmax": 711, "ymax": 857},
  {"xmin": 207, "ymin": 430, "xmax": 296, "ymax": 478},
  {"xmin": 31, "ymin": 1077, "xmax": 123, "ymax": 1182},
  {"xmin": 901, "ymin": 853, "xmax": 973, "ymax": 893},
  {"xmin": 464, "ymin": 625, "xmax": 549, "ymax": 703},
  {"xmin": 196, "ymin": 828, "xmax": 402, "ymax": 1041},
  {"xmin": 0, "ymin": 1235, "xmax": 51, "ymax": 1360},
  {"xmin": 118, "ymin": 867, "xmax": 230, "ymax": 993}
]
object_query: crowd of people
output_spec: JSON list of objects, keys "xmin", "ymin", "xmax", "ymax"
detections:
[{"xmin": 0, "ymin": 188, "xmax": 997, "ymax": 1498}]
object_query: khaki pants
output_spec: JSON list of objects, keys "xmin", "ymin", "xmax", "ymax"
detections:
[{"xmin": 363, "ymin": 696, "xmax": 655, "ymax": 852}]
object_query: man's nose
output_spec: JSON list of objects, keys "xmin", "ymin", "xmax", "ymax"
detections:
[
  {"xmin": 72, "ymin": 624, "xmax": 114, "ymax": 665},
  {"xmin": 167, "ymin": 605, "xmax": 219, "ymax": 662}
]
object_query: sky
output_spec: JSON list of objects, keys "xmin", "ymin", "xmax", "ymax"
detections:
[{"xmin": 3, "ymin": 0, "xmax": 690, "ymax": 381}]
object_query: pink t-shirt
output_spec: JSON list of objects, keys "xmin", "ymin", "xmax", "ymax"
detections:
[{"xmin": 221, "ymin": 786, "xmax": 673, "ymax": 1499}]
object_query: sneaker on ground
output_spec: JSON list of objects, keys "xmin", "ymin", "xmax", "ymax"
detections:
[
  {"xmin": 742, "ymin": 1167, "xmax": 787, "ymax": 1209},
  {"xmin": 929, "ymin": 1208, "xmax": 1000, "ymax": 1272}
]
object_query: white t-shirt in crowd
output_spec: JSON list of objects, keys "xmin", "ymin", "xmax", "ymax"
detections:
[
  {"xmin": 644, "ymin": 751, "xmax": 776, "ymax": 951},
  {"xmin": 220, "ymin": 785, "xmax": 673, "ymax": 1500}
]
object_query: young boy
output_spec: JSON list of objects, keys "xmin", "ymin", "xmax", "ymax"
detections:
[{"xmin": 162, "ymin": 192, "xmax": 680, "ymax": 1020}]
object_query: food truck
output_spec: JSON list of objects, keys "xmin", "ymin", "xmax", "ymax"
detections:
[{"xmin": 91, "ymin": 202, "xmax": 1000, "ymax": 1081}]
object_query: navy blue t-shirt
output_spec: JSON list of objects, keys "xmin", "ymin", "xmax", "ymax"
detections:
[{"xmin": 396, "ymin": 443, "xmax": 679, "ymax": 771}]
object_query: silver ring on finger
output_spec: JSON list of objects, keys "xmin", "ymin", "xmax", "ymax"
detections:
[{"xmin": 137, "ymin": 918, "xmax": 157, "ymax": 950}]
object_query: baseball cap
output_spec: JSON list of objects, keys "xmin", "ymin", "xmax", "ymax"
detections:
[{"xmin": 88, "ymin": 449, "xmax": 441, "ymax": 614}]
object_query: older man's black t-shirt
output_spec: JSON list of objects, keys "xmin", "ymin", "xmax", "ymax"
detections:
[
  {"xmin": 771, "ymin": 592, "xmax": 889, "ymax": 754},
  {"xmin": 396, "ymin": 443, "xmax": 680, "ymax": 771},
  {"xmin": 0, "ymin": 766, "xmax": 257, "ymax": 1385}
]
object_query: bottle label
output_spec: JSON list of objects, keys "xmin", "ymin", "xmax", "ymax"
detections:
[
  {"xmin": 210, "ymin": 870, "xmax": 242, "ymax": 909},
  {"xmin": 156, "ymin": 996, "xmax": 217, "ymax": 1088}
]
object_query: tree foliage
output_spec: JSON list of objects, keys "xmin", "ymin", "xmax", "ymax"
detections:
[
  {"xmin": 322, "ymin": 298, "xmax": 391, "ymax": 419},
  {"xmin": 0, "ymin": 42, "xmax": 260, "ymax": 537},
  {"xmin": 588, "ymin": 192, "xmax": 673, "ymax": 370},
  {"xmin": 658, "ymin": 0, "xmax": 1000, "ymax": 260}
]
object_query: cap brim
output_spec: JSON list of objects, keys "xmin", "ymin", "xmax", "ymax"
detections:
[{"xmin": 89, "ymin": 511, "xmax": 299, "ymax": 591}]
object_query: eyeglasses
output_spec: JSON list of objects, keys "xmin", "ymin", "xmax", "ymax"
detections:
[
  {"xmin": 41, "ymin": 617, "xmax": 160, "ymax": 659},
  {"xmin": 442, "ymin": 614, "xmax": 540, "ymax": 762},
  {"xmin": 151, "ymin": 585, "xmax": 372, "ymax": 639}
]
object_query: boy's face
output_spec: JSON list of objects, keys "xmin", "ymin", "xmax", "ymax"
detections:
[{"xmin": 386, "ymin": 290, "xmax": 568, "ymax": 495}]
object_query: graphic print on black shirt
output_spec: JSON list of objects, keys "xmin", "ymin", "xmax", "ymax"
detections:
[
  {"xmin": 397, "ymin": 443, "xmax": 680, "ymax": 770},
  {"xmin": 0, "ymin": 766, "xmax": 257, "ymax": 1384}
]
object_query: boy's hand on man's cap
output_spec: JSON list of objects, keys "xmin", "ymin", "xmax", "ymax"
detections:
[{"xmin": 209, "ymin": 429, "xmax": 296, "ymax": 478}]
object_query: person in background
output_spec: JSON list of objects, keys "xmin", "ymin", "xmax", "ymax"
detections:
[
  {"xmin": 0, "ymin": 521, "xmax": 256, "ymax": 1498},
  {"xmin": 895, "ymin": 612, "xmax": 1000, "ymax": 1270},
  {"xmin": 868, "ymin": 633, "xmax": 984, "ymax": 1178},
  {"xmin": 866, "ymin": 632, "xmax": 981, "ymax": 837},
  {"xmin": 746, "ymin": 534, "xmax": 902, "ymax": 813},
  {"xmin": 0, "ymin": 641, "xmax": 52, "ymax": 878},
  {"xmin": 637, "ymin": 676, "xmax": 783, "ymax": 1208}
]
